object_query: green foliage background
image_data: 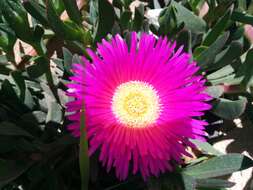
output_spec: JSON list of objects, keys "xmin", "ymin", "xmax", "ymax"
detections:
[{"xmin": 1, "ymin": 0, "xmax": 253, "ymax": 189}]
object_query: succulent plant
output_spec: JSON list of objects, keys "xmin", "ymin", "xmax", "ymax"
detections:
[{"xmin": 1, "ymin": 0, "xmax": 253, "ymax": 190}]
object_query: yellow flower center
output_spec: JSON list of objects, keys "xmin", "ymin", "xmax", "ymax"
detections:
[{"xmin": 112, "ymin": 81, "xmax": 161, "ymax": 128}]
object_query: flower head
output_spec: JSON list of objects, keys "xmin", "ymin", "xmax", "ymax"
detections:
[{"xmin": 66, "ymin": 32, "xmax": 211, "ymax": 180}]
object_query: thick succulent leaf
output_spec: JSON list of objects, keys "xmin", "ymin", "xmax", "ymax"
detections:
[
  {"xmin": 171, "ymin": 1, "xmax": 206, "ymax": 33},
  {"xmin": 205, "ymin": 85, "xmax": 224, "ymax": 98},
  {"xmin": 203, "ymin": 9, "xmax": 232, "ymax": 46},
  {"xmin": 191, "ymin": 139, "xmax": 223, "ymax": 156},
  {"xmin": 241, "ymin": 49, "xmax": 253, "ymax": 87},
  {"xmin": 47, "ymin": 0, "xmax": 84, "ymax": 42},
  {"xmin": 211, "ymin": 97, "xmax": 247, "ymax": 120},
  {"xmin": 193, "ymin": 46, "xmax": 208, "ymax": 58},
  {"xmin": 119, "ymin": 11, "xmax": 132, "ymax": 30},
  {"xmin": 0, "ymin": 79, "xmax": 32, "ymax": 113},
  {"xmin": 176, "ymin": 30, "xmax": 192, "ymax": 53},
  {"xmin": 204, "ymin": 0, "xmax": 235, "ymax": 24},
  {"xmin": 94, "ymin": 0, "xmax": 116, "ymax": 42},
  {"xmin": 0, "ymin": 0, "xmax": 33, "ymax": 44},
  {"xmin": 11, "ymin": 71, "xmax": 35, "ymax": 109},
  {"xmin": 46, "ymin": 101, "xmax": 63, "ymax": 125},
  {"xmin": 207, "ymin": 64, "xmax": 235, "ymax": 81},
  {"xmin": 231, "ymin": 11, "xmax": 253, "ymax": 25},
  {"xmin": 183, "ymin": 153, "xmax": 253, "ymax": 179},
  {"xmin": 62, "ymin": 0, "xmax": 82, "ymax": 25},
  {"xmin": 63, "ymin": 47, "xmax": 73, "ymax": 75},
  {"xmin": 26, "ymin": 57, "xmax": 47, "ymax": 78},
  {"xmin": 132, "ymin": 4, "xmax": 145, "ymax": 31},
  {"xmin": 209, "ymin": 41, "xmax": 243, "ymax": 71},
  {"xmin": 196, "ymin": 32, "xmax": 229, "ymax": 69},
  {"xmin": 154, "ymin": 172, "xmax": 234, "ymax": 190},
  {"xmin": 0, "ymin": 0, "xmax": 252, "ymax": 188},
  {"xmin": 23, "ymin": 0, "xmax": 49, "ymax": 27},
  {"xmin": 196, "ymin": 178, "xmax": 235, "ymax": 189}
]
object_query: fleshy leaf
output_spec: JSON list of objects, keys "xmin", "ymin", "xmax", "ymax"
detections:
[
  {"xmin": 183, "ymin": 153, "xmax": 253, "ymax": 179},
  {"xmin": 211, "ymin": 97, "xmax": 247, "ymax": 120}
]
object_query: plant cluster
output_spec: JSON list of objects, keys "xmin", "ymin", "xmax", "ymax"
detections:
[{"xmin": 1, "ymin": 0, "xmax": 253, "ymax": 190}]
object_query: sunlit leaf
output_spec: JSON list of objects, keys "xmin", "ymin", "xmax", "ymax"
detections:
[
  {"xmin": 211, "ymin": 97, "xmax": 247, "ymax": 120},
  {"xmin": 184, "ymin": 153, "xmax": 253, "ymax": 179}
]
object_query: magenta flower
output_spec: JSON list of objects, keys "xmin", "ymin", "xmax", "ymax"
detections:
[{"xmin": 66, "ymin": 32, "xmax": 211, "ymax": 180}]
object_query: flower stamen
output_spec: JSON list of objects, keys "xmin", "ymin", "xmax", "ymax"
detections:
[{"xmin": 112, "ymin": 81, "xmax": 161, "ymax": 128}]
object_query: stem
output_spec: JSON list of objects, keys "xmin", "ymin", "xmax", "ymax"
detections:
[{"xmin": 79, "ymin": 104, "xmax": 89, "ymax": 190}]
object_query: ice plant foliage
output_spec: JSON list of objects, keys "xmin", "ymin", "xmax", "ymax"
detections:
[{"xmin": 66, "ymin": 33, "xmax": 211, "ymax": 180}]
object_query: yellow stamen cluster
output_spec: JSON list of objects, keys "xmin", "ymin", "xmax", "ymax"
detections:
[{"xmin": 112, "ymin": 81, "xmax": 161, "ymax": 128}]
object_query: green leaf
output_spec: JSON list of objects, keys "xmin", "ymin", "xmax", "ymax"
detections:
[
  {"xmin": 94, "ymin": 0, "xmax": 116, "ymax": 42},
  {"xmin": 11, "ymin": 71, "xmax": 25, "ymax": 99},
  {"xmin": 72, "ymin": 54, "xmax": 82, "ymax": 65},
  {"xmin": 0, "ymin": 159, "xmax": 34, "ymax": 186},
  {"xmin": 113, "ymin": 0, "xmax": 124, "ymax": 9},
  {"xmin": 172, "ymin": 1, "xmax": 206, "ymax": 33},
  {"xmin": 0, "ymin": 80, "xmax": 29, "ymax": 113},
  {"xmin": 159, "ymin": 4, "xmax": 180, "ymax": 37},
  {"xmin": 62, "ymin": 0, "xmax": 82, "ymax": 25},
  {"xmin": 46, "ymin": 101, "xmax": 63, "ymax": 125},
  {"xmin": 188, "ymin": 0, "xmax": 203, "ymax": 13},
  {"xmin": 0, "ymin": 0, "xmax": 33, "ymax": 44},
  {"xmin": 23, "ymin": 0, "xmax": 49, "ymax": 27},
  {"xmin": 33, "ymin": 25, "xmax": 45, "ymax": 41},
  {"xmin": 63, "ymin": 47, "xmax": 73, "ymax": 75},
  {"xmin": 209, "ymin": 41, "xmax": 243, "ymax": 71},
  {"xmin": 231, "ymin": 11, "xmax": 253, "ymax": 25},
  {"xmin": 204, "ymin": 0, "xmax": 235, "ymax": 24},
  {"xmin": 238, "ymin": 0, "xmax": 247, "ymax": 11},
  {"xmin": 203, "ymin": 9, "xmax": 232, "ymax": 46},
  {"xmin": 193, "ymin": 46, "xmax": 208, "ymax": 58},
  {"xmin": 176, "ymin": 30, "xmax": 192, "ymax": 53},
  {"xmin": 0, "ymin": 122, "xmax": 33, "ymax": 138},
  {"xmin": 0, "ymin": 55, "xmax": 8, "ymax": 64},
  {"xmin": 47, "ymin": 0, "xmax": 66, "ymax": 38},
  {"xmin": 47, "ymin": 0, "xmax": 84, "ymax": 42},
  {"xmin": 181, "ymin": 174, "xmax": 196, "ymax": 190},
  {"xmin": 241, "ymin": 49, "xmax": 253, "ymax": 87},
  {"xmin": 183, "ymin": 153, "xmax": 253, "ymax": 179},
  {"xmin": 79, "ymin": 102, "xmax": 89, "ymax": 190},
  {"xmin": 132, "ymin": 4, "xmax": 145, "ymax": 31},
  {"xmin": 205, "ymin": 85, "xmax": 224, "ymax": 98},
  {"xmin": 0, "ymin": 23, "xmax": 15, "ymax": 36},
  {"xmin": 0, "ymin": 36, "xmax": 9, "ymax": 50},
  {"xmin": 211, "ymin": 97, "xmax": 247, "ymax": 119},
  {"xmin": 207, "ymin": 65, "xmax": 235, "ymax": 81},
  {"xmin": 89, "ymin": 0, "xmax": 98, "ymax": 25},
  {"xmin": 196, "ymin": 178, "xmax": 235, "ymax": 188},
  {"xmin": 191, "ymin": 139, "xmax": 223, "ymax": 156},
  {"xmin": 196, "ymin": 32, "xmax": 229, "ymax": 69},
  {"xmin": 52, "ymin": 0, "xmax": 65, "ymax": 15},
  {"xmin": 11, "ymin": 71, "xmax": 35, "ymax": 109},
  {"xmin": 157, "ymin": 173, "xmax": 197, "ymax": 190},
  {"xmin": 26, "ymin": 57, "xmax": 47, "ymax": 78},
  {"xmin": 120, "ymin": 11, "xmax": 132, "ymax": 30}
]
